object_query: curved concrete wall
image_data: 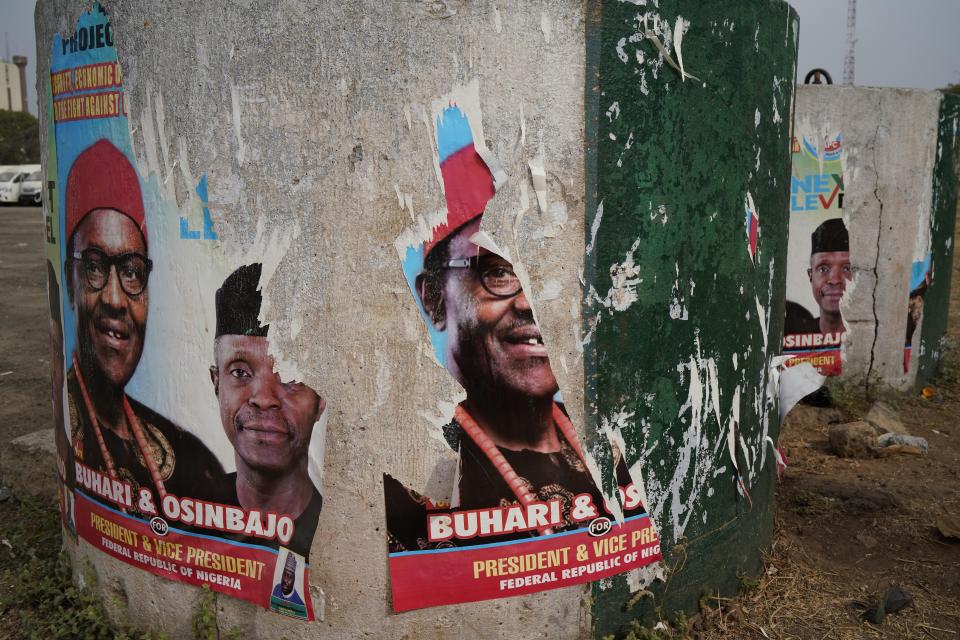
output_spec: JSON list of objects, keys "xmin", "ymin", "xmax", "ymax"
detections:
[{"xmin": 36, "ymin": 1, "xmax": 799, "ymax": 637}]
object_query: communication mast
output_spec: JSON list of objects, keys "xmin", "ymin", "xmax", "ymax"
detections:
[{"xmin": 843, "ymin": 0, "xmax": 857, "ymax": 85}]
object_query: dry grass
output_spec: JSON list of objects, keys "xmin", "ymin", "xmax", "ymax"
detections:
[{"xmin": 692, "ymin": 523, "xmax": 960, "ymax": 640}]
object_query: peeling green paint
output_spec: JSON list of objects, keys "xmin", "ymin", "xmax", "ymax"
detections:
[
  {"xmin": 583, "ymin": 1, "xmax": 798, "ymax": 635},
  {"xmin": 917, "ymin": 93, "xmax": 960, "ymax": 386}
]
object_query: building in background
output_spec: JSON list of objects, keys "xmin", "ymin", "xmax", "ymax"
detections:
[{"xmin": 1, "ymin": 56, "xmax": 28, "ymax": 112}]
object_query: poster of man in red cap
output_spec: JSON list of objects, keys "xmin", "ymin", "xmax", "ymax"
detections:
[
  {"xmin": 383, "ymin": 86, "xmax": 662, "ymax": 612},
  {"xmin": 63, "ymin": 137, "xmax": 227, "ymax": 508},
  {"xmin": 47, "ymin": 5, "xmax": 324, "ymax": 621}
]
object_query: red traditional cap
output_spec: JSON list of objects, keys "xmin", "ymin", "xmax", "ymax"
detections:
[
  {"xmin": 65, "ymin": 139, "xmax": 146, "ymax": 246},
  {"xmin": 423, "ymin": 106, "xmax": 495, "ymax": 259},
  {"xmin": 422, "ymin": 147, "xmax": 493, "ymax": 258}
]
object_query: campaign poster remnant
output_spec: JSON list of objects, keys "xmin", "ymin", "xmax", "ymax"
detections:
[
  {"xmin": 44, "ymin": 58, "xmax": 77, "ymax": 541},
  {"xmin": 384, "ymin": 89, "xmax": 662, "ymax": 612},
  {"xmin": 50, "ymin": 5, "xmax": 324, "ymax": 620},
  {"xmin": 783, "ymin": 134, "xmax": 849, "ymax": 375},
  {"xmin": 904, "ymin": 255, "xmax": 931, "ymax": 372}
]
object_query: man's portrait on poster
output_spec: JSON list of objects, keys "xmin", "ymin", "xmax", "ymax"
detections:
[
  {"xmin": 210, "ymin": 263, "xmax": 324, "ymax": 558},
  {"xmin": 64, "ymin": 138, "xmax": 224, "ymax": 514},
  {"xmin": 384, "ymin": 106, "xmax": 644, "ymax": 551}
]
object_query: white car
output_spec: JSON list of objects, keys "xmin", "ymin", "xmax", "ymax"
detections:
[
  {"xmin": 18, "ymin": 170, "xmax": 43, "ymax": 206},
  {"xmin": 0, "ymin": 169, "xmax": 27, "ymax": 204}
]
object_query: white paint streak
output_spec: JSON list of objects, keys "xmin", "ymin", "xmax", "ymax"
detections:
[
  {"xmin": 754, "ymin": 295, "xmax": 768, "ymax": 346},
  {"xmin": 642, "ymin": 329, "xmax": 763, "ymax": 541},
  {"xmin": 725, "ymin": 386, "xmax": 743, "ymax": 481},
  {"xmin": 586, "ymin": 200, "xmax": 603, "ymax": 256},
  {"xmin": 596, "ymin": 408, "xmax": 637, "ymax": 522},
  {"xmin": 673, "ymin": 16, "xmax": 691, "ymax": 82},
  {"xmin": 668, "ymin": 262, "xmax": 687, "ymax": 320},
  {"xmin": 606, "ymin": 102, "xmax": 621, "ymax": 122},
  {"xmin": 643, "ymin": 13, "xmax": 701, "ymax": 83},
  {"xmin": 665, "ymin": 346, "xmax": 709, "ymax": 536},
  {"xmin": 616, "ymin": 37, "xmax": 629, "ymax": 63},
  {"xmin": 771, "ymin": 76, "xmax": 783, "ymax": 124},
  {"xmin": 604, "ymin": 237, "xmax": 643, "ymax": 312},
  {"xmin": 765, "ymin": 436, "xmax": 785, "ymax": 468},
  {"xmin": 626, "ymin": 563, "xmax": 667, "ymax": 594}
]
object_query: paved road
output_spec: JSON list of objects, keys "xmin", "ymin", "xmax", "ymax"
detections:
[{"xmin": 0, "ymin": 204, "xmax": 57, "ymax": 498}]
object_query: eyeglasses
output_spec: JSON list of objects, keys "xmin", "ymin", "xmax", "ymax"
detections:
[
  {"xmin": 71, "ymin": 248, "xmax": 153, "ymax": 296},
  {"xmin": 445, "ymin": 256, "xmax": 523, "ymax": 298}
]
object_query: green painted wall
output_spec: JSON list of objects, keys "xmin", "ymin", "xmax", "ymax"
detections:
[
  {"xmin": 583, "ymin": 2, "xmax": 799, "ymax": 636},
  {"xmin": 917, "ymin": 93, "xmax": 960, "ymax": 387}
]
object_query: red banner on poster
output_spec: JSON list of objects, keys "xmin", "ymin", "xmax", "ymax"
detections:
[
  {"xmin": 783, "ymin": 348, "xmax": 842, "ymax": 376},
  {"xmin": 389, "ymin": 514, "xmax": 662, "ymax": 612},
  {"xmin": 74, "ymin": 492, "xmax": 315, "ymax": 620}
]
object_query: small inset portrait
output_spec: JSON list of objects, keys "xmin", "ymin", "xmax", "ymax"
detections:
[{"xmin": 269, "ymin": 549, "xmax": 308, "ymax": 619}]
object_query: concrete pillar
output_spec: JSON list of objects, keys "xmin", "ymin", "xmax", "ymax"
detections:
[
  {"xmin": 786, "ymin": 86, "xmax": 960, "ymax": 392},
  {"xmin": 917, "ymin": 93, "xmax": 960, "ymax": 386},
  {"xmin": 583, "ymin": 4, "xmax": 798, "ymax": 635},
  {"xmin": 37, "ymin": 1, "xmax": 798, "ymax": 637}
]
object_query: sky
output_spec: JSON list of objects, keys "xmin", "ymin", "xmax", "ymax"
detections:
[
  {"xmin": 2, "ymin": 0, "xmax": 38, "ymax": 115},
  {"xmin": 791, "ymin": 0, "xmax": 960, "ymax": 89},
  {"xmin": 2, "ymin": 0, "xmax": 960, "ymax": 116}
]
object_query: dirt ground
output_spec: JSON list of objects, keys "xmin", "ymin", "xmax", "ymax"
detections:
[
  {"xmin": 694, "ymin": 231, "xmax": 960, "ymax": 638},
  {"xmin": 693, "ymin": 383, "xmax": 960, "ymax": 639},
  {"xmin": 0, "ymin": 204, "xmax": 58, "ymax": 500},
  {"xmin": 0, "ymin": 202, "xmax": 958, "ymax": 639},
  {"xmin": 0, "ymin": 205, "xmax": 62, "ymax": 640}
]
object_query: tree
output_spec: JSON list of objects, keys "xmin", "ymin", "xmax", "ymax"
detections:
[{"xmin": 0, "ymin": 110, "xmax": 40, "ymax": 164}]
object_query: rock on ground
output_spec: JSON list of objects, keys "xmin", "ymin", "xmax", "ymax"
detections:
[
  {"xmin": 11, "ymin": 429, "xmax": 57, "ymax": 457},
  {"xmin": 865, "ymin": 401, "xmax": 909, "ymax": 435},
  {"xmin": 829, "ymin": 421, "xmax": 879, "ymax": 458}
]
